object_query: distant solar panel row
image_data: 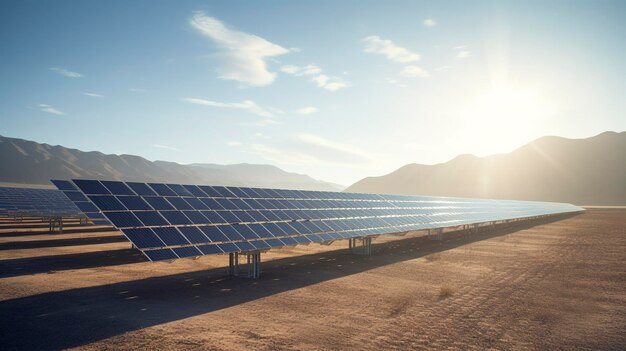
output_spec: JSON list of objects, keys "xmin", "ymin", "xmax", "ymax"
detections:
[
  {"xmin": 0, "ymin": 186, "xmax": 82, "ymax": 217},
  {"xmin": 53, "ymin": 179, "xmax": 583, "ymax": 262}
]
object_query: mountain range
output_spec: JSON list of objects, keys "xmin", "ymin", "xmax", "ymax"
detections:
[
  {"xmin": 346, "ymin": 131, "xmax": 626, "ymax": 205},
  {"xmin": 0, "ymin": 135, "xmax": 344, "ymax": 191}
]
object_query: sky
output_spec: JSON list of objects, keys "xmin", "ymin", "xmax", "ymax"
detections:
[{"xmin": 1, "ymin": 0, "xmax": 625, "ymax": 186}]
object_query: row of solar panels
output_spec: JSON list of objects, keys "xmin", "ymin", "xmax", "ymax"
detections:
[
  {"xmin": 52, "ymin": 179, "xmax": 584, "ymax": 262},
  {"xmin": 0, "ymin": 186, "xmax": 83, "ymax": 217},
  {"xmin": 55, "ymin": 178, "xmax": 482, "ymax": 204}
]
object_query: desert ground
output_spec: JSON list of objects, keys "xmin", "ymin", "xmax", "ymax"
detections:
[{"xmin": 1, "ymin": 209, "xmax": 625, "ymax": 350}]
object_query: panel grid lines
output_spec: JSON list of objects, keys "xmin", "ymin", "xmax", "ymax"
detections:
[{"xmin": 53, "ymin": 179, "xmax": 583, "ymax": 262}]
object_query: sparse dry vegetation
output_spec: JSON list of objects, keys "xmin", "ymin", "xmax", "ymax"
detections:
[{"xmin": 439, "ymin": 285, "xmax": 456, "ymax": 299}]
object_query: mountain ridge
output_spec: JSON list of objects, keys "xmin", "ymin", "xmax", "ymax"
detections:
[
  {"xmin": 346, "ymin": 131, "xmax": 626, "ymax": 205},
  {"xmin": 0, "ymin": 135, "xmax": 344, "ymax": 191}
]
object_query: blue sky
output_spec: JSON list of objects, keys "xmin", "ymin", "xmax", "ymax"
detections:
[{"xmin": 1, "ymin": 0, "xmax": 625, "ymax": 186}]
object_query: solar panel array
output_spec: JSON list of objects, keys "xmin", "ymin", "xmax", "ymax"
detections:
[
  {"xmin": 53, "ymin": 179, "xmax": 583, "ymax": 262},
  {"xmin": 0, "ymin": 186, "xmax": 82, "ymax": 217}
]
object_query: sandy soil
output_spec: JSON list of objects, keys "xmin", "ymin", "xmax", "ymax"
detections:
[{"xmin": 1, "ymin": 209, "xmax": 625, "ymax": 350}]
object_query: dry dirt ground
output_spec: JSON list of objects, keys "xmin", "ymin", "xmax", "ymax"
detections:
[{"xmin": 0, "ymin": 209, "xmax": 625, "ymax": 350}]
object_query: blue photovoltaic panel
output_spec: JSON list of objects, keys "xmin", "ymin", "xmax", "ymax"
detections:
[
  {"xmin": 217, "ymin": 243, "xmax": 240, "ymax": 253},
  {"xmin": 160, "ymin": 210, "xmax": 192, "ymax": 225},
  {"xmin": 88, "ymin": 195, "xmax": 127, "ymax": 211},
  {"xmin": 0, "ymin": 185, "xmax": 83, "ymax": 218},
  {"xmin": 166, "ymin": 197, "xmax": 193, "ymax": 210},
  {"xmin": 106, "ymin": 211, "xmax": 143, "ymax": 228},
  {"xmin": 172, "ymin": 246, "xmax": 201, "ymax": 258},
  {"xmin": 134, "ymin": 211, "xmax": 169, "ymax": 226},
  {"xmin": 126, "ymin": 182, "xmax": 157, "ymax": 196},
  {"xmin": 178, "ymin": 226, "xmax": 210, "ymax": 244},
  {"xmin": 182, "ymin": 185, "xmax": 208, "ymax": 197},
  {"xmin": 122, "ymin": 228, "xmax": 164, "ymax": 249},
  {"xmin": 153, "ymin": 227, "xmax": 189, "ymax": 246},
  {"xmin": 73, "ymin": 180, "xmax": 110, "ymax": 195},
  {"xmin": 200, "ymin": 226, "xmax": 232, "ymax": 242},
  {"xmin": 197, "ymin": 244, "xmax": 223, "ymax": 255},
  {"xmin": 167, "ymin": 184, "xmax": 194, "ymax": 197},
  {"xmin": 144, "ymin": 248, "xmax": 178, "ymax": 261},
  {"xmin": 198, "ymin": 186, "xmax": 222, "ymax": 198},
  {"xmin": 144, "ymin": 197, "xmax": 174, "ymax": 210},
  {"xmin": 51, "ymin": 180, "xmax": 78, "ymax": 191},
  {"xmin": 56, "ymin": 179, "xmax": 584, "ymax": 262},
  {"xmin": 148, "ymin": 183, "xmax": 177, "ymax": 196},
  {"xmin": 117, "ymin": 196, "xmax": 152, "ymax": 211},
  {"xmin": 101, "ymin": 181, "xmax": 135, "ymax": 195}
]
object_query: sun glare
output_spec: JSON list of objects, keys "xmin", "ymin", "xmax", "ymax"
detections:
[{"xmin": 456, "ymin": 83, "xmax": 553, "ymax": 155}]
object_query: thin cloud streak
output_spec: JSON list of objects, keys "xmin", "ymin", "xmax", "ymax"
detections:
[
  {"xmin": 183, "ymin": 97, "xmax": 274, "ymax": 117},
  {"xmin": 295, "ymin": 133, "xmax": 373, "ymax": 162},
  {"xmin": 295, "ymin": 106, "xmax": 318, "ymax": 114},
  {"xmin": 151, "ymin": 144, "xmax": 180, "ymax": 151},
  {"xmin": 50, "ymin": 67, "xmax": 84, "ymax": 78},
  {"xmin": 83, "ymin": 92, "xmax": 104, "ymax": 98},
  {"xmin": 38, "ymin": 104, "xmax": 66, "ymax": 115},
  {"xmin": 190, "ymin": 11, "xmax": 289, "ymax": 86}
]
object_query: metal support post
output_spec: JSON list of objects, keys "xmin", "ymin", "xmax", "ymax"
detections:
[
  {"xmin": 349, "ymin": 237, "xmax": 372, "ymax": 255},
  {"xmin": 428, "ymin": 228, "xmax": 443, "ymax": 240},
  {"xmin": 228, "ymin": 251, "xmax": 261, "ymax": 279},
  {"xmin": 49, "ymin": 217, "xmax": 63, "ymax": 233}
]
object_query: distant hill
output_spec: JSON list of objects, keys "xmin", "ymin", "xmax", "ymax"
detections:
[
  {"xmin": 346, "ymin": 131, "xmax": 626, "ymax": 205},
  {"xmin": 0, "ymin": 135, "xmax": 344, "ymax": 191}
]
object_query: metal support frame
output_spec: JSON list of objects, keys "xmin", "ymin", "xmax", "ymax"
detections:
[
  {"xmin": 49, "ymin": 216, "xmax": 63, "ymax": 233},
  {"xmin": 427, "ymin": 227, "xmax": 443, "ymax": 240},
  {"xmin": 228, "ymin": 251, "xmax": 261, "ymax": 279},
  {"xmin": 349, "ymin": 236, "xmax": 372, "ymax": 255}
]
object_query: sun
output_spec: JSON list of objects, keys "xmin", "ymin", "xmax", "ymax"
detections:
[{"xmin": 456, "ymin": 82, "xmax": 553, "ymax": 155}]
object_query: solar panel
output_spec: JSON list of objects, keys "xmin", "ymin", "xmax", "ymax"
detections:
[
  {"xmin": 53, "ymin": 179, "xmax": 584, "ymax": 263},
  {"xmin": 0, "ymin": 185, "xmax": 83, "ymax": 218}
]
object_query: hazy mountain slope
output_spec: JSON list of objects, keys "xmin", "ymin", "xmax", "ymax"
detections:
[
  {"xmin": 189, "ymin": 163, "xmax": 344, "ymax": 190},
  {"xmin": 0, "ymin": 135, "xmax": 344, "ymax": 191},
  {"xmin": 346, "ymin": 131, "xmax": 626, "ymax": 205}
]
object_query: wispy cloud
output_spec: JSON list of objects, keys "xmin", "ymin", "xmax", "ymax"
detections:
[
  {"xmin": 38, "ymin": 104, "xmax": 66, "ymax": 116},
  {"xmin": 362, "ymin": 36, "xmax": 420, "ymax": 63},
  {"xmin": 129, "ymin": 88, "xmax": 148, "ymax": 92},
  {"xmin": 456, "ymin": 50, "xmax": 471, "ymax": 59},
  {"xmin": 423, "ymin": 19, "xmax": 437, "ymax": 27},
  {"xmin": 311, "ymin": 74, "xmax": 347, "ymax": 91},
  {"xmin": 226, "ymin": 140, "xmax": 242, "ymax": 147},
  {"xmin": 83, "ymin": 92, "xmax": 104, "ymax": 98},
  {"xmin": 295, "ymin": 106, "xmax": 318, "ymax": 114},
  {"xmin": 434, "ymin": 65, "xmax": 453, "ymax": 71},
  {"xmin": 151, "ymin": 144, "xmax": 180, "ymax": 151},
  {"xmin": 248, "ymin": 133, "xmax": 374, "ymax": 168},
  {"xmin": 280, "ymin": 64, "xmax": 322, "ymax": 76},
  {"xmin": 190, "ymin": 11, "xmax": 289, "ymax": 86},
  {"xmin": 401, "ymin": 65, "xmax": 430, "ymax": 78},
  {"xmin": 50, "ymin": 67, "xmax": 83, "ymax": 78},
  {"xmin": 281, "ymin": 64, "xmax": 348, "ymax": 92},
  {"xmin": 295, "ymin": 133, "xmax": 373, "ymax": 163},
  {"xmin": 183, "ymin": 97, "xmax": 274, "ymax": 117},
  {"xmin": 386, "ymin": 78, "xmax": 408, "ymax": 88}
]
